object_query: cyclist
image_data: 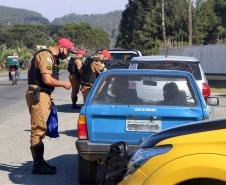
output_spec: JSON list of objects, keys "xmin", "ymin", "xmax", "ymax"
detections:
[{"xmin": 7, "ymin": 53, "xmax": 20, "ymax": 84}]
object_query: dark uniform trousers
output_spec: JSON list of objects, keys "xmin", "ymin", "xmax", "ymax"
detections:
[
  {"xmin": 69, "ymin": 74, "xmax": 80, "ymax": 105},
  {"xmin": 26, "ymin": 91, "xmax": 52, "ymax": 146}
]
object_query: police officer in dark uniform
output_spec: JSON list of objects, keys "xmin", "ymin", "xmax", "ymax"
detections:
[
  {"xmin": 80, "ymin": 50, "xmax": 112, "ymax": 102},
  {"xmin": 25, "ymin": 38, "xmax": 74, "ymax": 175}
]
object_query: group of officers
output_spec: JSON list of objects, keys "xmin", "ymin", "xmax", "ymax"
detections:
[
  {"xmin": 68, "ymin": 47, "xmax": 112, "ymax": 109},
  {"xmin": 26, "ymin": 38, "xmax": 112, "ymax": 175}
]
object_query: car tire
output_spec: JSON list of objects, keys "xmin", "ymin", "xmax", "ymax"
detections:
[{"xmin": 78, "ymin": 155, "xmax": 98, "ymax": 184}]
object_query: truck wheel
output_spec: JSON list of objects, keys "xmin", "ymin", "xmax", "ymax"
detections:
[{"xmin": 78, "ymin": 155, "xmax": 98, "ymax": 184}]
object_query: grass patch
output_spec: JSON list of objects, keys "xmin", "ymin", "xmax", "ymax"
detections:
[
  {"xmin": 0, "ymin": 70, "xmax": 8, "ymax": 74},
  {"xmin": 209, "ymin": 80, "xmax": 226, "ymax": 93},
  {"xmin": 211, "ymin": 88, "xmax": 226, "ymax": 93}
]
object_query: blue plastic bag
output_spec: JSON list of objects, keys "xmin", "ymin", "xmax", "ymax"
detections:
[{"xmin": 46, "ymin": 103, "xmax": 59, "ymax": 138}]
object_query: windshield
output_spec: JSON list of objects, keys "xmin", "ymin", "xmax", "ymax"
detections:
[
  {"xmin": 92, "ymin": 74, "xmax": 196, "ymax": 106},
  {"xmin": 131, "ymin": 61, "xmax": 202, "ymax": 80}
]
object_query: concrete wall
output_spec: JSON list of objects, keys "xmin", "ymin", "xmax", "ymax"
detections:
[{"xmin": 161, "ymin": 44, "xmax": 226, "ymax": 76}]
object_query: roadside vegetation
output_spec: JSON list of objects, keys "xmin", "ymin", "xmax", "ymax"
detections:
[
  {"xmin": 117, "ymin": 0, "xmax": 226, "ymax": 54},
  {"xmin": 0, "ymin": 23, "xmax": 110, "ymax": 70},
  {"xmin": 209, "ymin": 80, "xmax": 226, "ymax": 93}
]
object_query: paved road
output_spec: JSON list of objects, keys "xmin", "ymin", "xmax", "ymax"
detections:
[
  {"xmin": 0, "ymin": 71, "xmax": 81, "ymax": 185},
  {"xmin": 212, "ymin": 93, "xmax": 226, "ymax": 118},
  {"xmin": 0, "ymin": 70, "xmax": 225, "ymax": 185}
]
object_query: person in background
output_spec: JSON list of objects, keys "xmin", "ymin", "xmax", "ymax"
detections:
[
  {"xmin": 80, "ymin": 49, "xmax": 112, "ymax": 102},
  {"xmin": 8, "ymin": 52, "xmax": 20, "ymax": 81},
  {"xmin": 68, "ymin": 49, "xmax": 85, "ymax": 109},
  {"xmin": 25, "ymin": 38, "xmax": 74, "ymax": 175}
]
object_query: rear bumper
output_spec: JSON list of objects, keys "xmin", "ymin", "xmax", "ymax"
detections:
[{"xmin": 76, "ymin": 140, "xmax": 140, "ymax": 161}]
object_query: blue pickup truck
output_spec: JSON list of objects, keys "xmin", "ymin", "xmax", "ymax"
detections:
[{"xmin": 76, "ymin": 69, "xmax": 218, "ymax": 184}]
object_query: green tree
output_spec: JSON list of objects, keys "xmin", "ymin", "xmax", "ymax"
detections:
[
  {"xmin": 0, "ymin": 45, "xmax": 6, "ymax": 69},
  {"xmin": 214, "ymin": 0, "xmax": 226, "ymax": 26},
  {"xmin": 57, "ymin": 23, "xmax": 110, "ymax": 50},
  {"xmin": 193, "ymin": 0, "xmax": 220, "ymax": 44},
  {"xmin": 1, "ymin": 25, "xmax": 50, "ymax": 48},
  {"xmin": 116, "ymin": 0, "xmax": 188, "ymax": 54},
  {"xmin": 116, "ymin": 0, "xmax": 159, "ymax": 54},
  {"xmin": 15, "ymin": 46, "xmax": 33, "ymax": 67},
  {"xmin": 214, "ymin": 0, "xmax": 226, "ymax": 40}
]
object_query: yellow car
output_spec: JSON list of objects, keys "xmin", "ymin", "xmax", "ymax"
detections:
[{"xmin": 119, "ymin": 118, "xmax": 226, "ymax": 185}]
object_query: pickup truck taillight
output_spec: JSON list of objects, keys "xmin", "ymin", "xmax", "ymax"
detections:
[
  {"xmin": 77, "ymin": 115, "xmax": 88, "ymax": 140},
  {"xmin": 202, "ymin": 82, "xmax": 211, "ymax": 100}
]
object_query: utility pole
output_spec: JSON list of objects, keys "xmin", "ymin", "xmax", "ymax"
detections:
[
  {"xmin": 161, "ymin": 0, "xmax": 167, "ymax": 48},
  {"xmin": 188, "ymin": 0, "xmax": 193, "ymax": 46}
]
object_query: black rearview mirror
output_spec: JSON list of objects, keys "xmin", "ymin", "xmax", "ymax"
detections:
[{"xmin": 143, "ymin": 80, "xmax": 157, "ymax": 86}]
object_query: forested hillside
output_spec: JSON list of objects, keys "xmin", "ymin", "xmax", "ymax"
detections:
[
  {"xmin": 0, "ymin": 6, "xmax": 49, "ymax": 25},
  {"xmin": 0, "ymin": 6, "xmax": 122, "ymax": 46},
  {"xmin": 52, "ymin": 11, "xmax": 122, "ymax": 46},
  {"xmin": 0, "ymin": 7, "xmax": 112, "ymax": 68}
]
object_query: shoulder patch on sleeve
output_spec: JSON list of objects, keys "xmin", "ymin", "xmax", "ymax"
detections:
[{"xmin": 47, "ymin": 65, "xmax": 52, "ymax": 70}]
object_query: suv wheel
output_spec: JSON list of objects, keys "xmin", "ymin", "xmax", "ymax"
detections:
[{"xmin": 78, "ymin": 155, "xmax": 98, "ymax": 184}]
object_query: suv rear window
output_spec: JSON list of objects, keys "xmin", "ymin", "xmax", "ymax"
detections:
[
  {"xmin": 105, "ymin": 61, "xmax": 130, "ymax": 69},
  {"xmin": 132, "ymin": 61, "xmax": 202, "ymax": 80},
  {"xmin": 92, "ymin": 74, "xmax": 196, "ymax": 106},
  {"xmin": 105, "ymin": 53, "xmax": 139, "ymax": 70},
  {"xmin": 111, "ymin": 53, "xmax": 138, "ymax": 61}
]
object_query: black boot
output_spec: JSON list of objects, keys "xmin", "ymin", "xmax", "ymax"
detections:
[
  {"xmin": 72, "ymin": 97, "xmax": 80, "ymax": 109},
  {"xmin": 38, "ymin": 142, "xmax": 56, "ymax": 170},
  {"xmin": 30, "ymin": 142, "xmax": 56, "ymax": 175}
]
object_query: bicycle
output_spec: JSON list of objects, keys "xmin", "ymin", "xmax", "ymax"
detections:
[{"xmin": 9, "ymin": 67, "xmax": 19, "ymax": 85}]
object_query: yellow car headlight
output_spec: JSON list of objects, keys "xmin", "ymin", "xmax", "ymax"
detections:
[{"xmin": 127, "ymin": 145, "xmax": 172, "ymax": 175}]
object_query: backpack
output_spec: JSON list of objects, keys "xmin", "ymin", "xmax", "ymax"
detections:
[
  {"xmin": 46, "ymin": 103, "xmax": 59, "ymax": 138},
  {"xmin": 67, "ymin": 57, "xmax": 75, "ymax": 74}
]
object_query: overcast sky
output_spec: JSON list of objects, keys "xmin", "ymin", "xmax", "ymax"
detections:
[{"xmin": 0, "ymin": 0, "xmax": 128, "ymax": 21}]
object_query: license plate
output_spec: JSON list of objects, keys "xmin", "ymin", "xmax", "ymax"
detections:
[{"xmin": 126, "ymin": 119, "xmax": 161, "ymax": 132}]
